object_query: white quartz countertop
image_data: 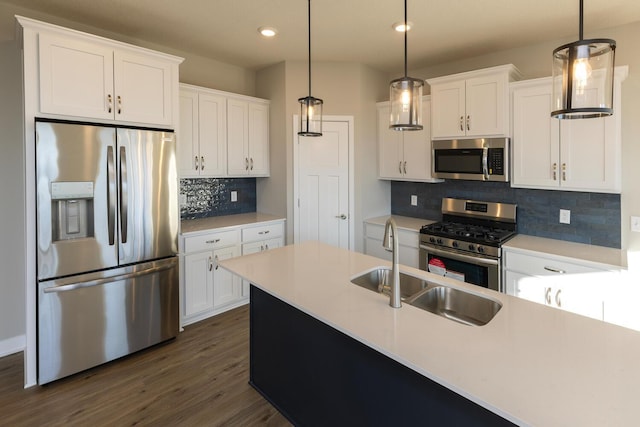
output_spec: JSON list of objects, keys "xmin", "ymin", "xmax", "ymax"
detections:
[
  {"xmin": 364, "ymin": 215, "xmax": 435, "ymax": 232},
  {"xmin": 219, "ymin": 241, "xmax": 640, "ymax": 426},
  {"xmin": 180, "ymin": 212, "xmax": 285, "ymax": 235},
  {"xmin": 504, "ymin": 234, "xmax": 627, "ymax": 269}
]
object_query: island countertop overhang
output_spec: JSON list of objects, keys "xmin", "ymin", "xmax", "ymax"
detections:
[{"xmin": 218, "ymin": 241, "xmax": 640, "ymax": 426}]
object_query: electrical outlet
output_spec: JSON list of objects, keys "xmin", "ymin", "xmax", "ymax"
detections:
[
  {"xmin": 559, "ymin": 209, "xmax": 571, "ymax": 224},
  {"xmin": 179, "ymin": 193, "xmax": 187, "ymax": 206},
  {"xmin": 410, "ymin": 195, "xmax": 418, "ymax": 206},
  {"xmin": 631, "ymin": 216, "xmax": 640, "ymax": 232},
  {"xmin": 231, "ymin": 191, "xmax": 238, "ymax": 202}
]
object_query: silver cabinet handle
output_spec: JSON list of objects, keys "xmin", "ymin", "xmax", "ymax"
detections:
[
  {"xmin": 250, "ymin": 158, "xmax": 254, "ymax": 171},
  {"xmin": 562, "ymin": 163, "xmax": 567, "ymax": 181},
  {"xmin": 335, "ymin": 214, "xmax": 347, "ymax": 220},
  {"xmin": 208, "ymin": 256, "xmax": 213, "ymax": 271},
  {"xmin": 206, "ymin": 238, "xmax": 221, "ymax": 244},
  {"xmin": 117, "ymin": 95, "xmax": 122, "ymax": 114},
  {"xmin": 258, "ymin": 230, "xmax": 270, "ymax": 235},
  {"xmin": 245, "ymin": 158, "xmax": 249, "ymax": 171},
  {"xmin": 260, "ymin": 245, "xmax": 265, "ymax": 251},
  {"xmin": 214, "ymin": 255, "xmax": 219, "ymax": 270},
  {"xmin": 545, "ymin": 287, "xmax": 551, "ymax": 305},
  {"xmin": 201, "ymin": 156, "xmax": 204, "ymax": 170},
  {"xmin": 466, "ymin": 115, "xmax": 470, "ymax": 131},
  {"xmin": 195, "ymin": 156, "xmax": 199, "ymax": 171},
  {"xmin": 459, "ymin": 116, "xmax": 464, "ymax": 131},
  {"xmin": 555, "ymin": 289, "xmax": 562, "ymax": 307},
  {"xmin": 544, "ymin": 266, "xmax": 566, "ymax": 274},
  {"xmin": 552, "ymin": 162, "xmax": 557, "ymax": 180},
  {"xmin": 398, "ymin": 161, "xmax": 402, "ymax": 174},
  {"xmin": 107, "ymin": 94, "xmax": 113, "ymax": 113},
  {"xmin": 265, "ymin": 243, "xmax": 269, "ymax": 250},
  {"xmin": 403, "ymin": 161, "xmax": 407, "ymax": 174}
]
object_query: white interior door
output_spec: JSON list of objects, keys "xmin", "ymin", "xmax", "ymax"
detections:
[{"xmin": 294, "ymin": 118, "xmax": 352, "ymax": 249}]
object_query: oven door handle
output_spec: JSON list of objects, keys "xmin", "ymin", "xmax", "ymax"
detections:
[
  {"xmin": 420, "ymin": 245, "xmax": 499, "ymax": 267},
  {"xmin": 482, "ymin": 146, "xmax": 489, "ymax": 180}
]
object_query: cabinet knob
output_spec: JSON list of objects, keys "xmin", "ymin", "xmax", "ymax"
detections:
[{"xmin": 335, "ymin": 214, "xmax": 347, "ymax": 220}]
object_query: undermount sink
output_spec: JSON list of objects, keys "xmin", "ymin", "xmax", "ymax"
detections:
[
  {"xmin": 405, "ymin": 286, "xmax": 502, "ymax": 326},
  {"xmin": 350, "ymin": 268, "xmax": 502, "ymax": 326}
]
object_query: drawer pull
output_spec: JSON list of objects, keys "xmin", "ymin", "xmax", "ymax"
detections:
[
  {"xmin": 544, "ymin": 266, "xmax": 566, "ymax": 274},
  {"xmin": 214, "ymin": 255, "xmax": 219, "ymax": 270},
  {"xmin": 258, "ymin": 230, "xmax": 270, "ymax": 235},
  {"xmin": 555, "ymin": 289, "xmax": 562, "ymax": 307},
  {"xmin": 545, "ymin": 287, "xmax": 551, "ymax": 305},
  {"xmin": 208, "ymin": 256, "xmax": 213, "ymax": 271},
  {"xmin": 206, "ymin": 238, "xmax": 221, "ymax": 244}
]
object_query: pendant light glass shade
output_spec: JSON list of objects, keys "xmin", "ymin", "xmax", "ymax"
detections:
[
  {"xmin": 298, "ymin": 0, "xmax": 323, "ymax": 136},
  {"xmin": 551, "ymin": 0, "xmax": 616, "ymax": 119},
  {"xmin": 389, "ymin": 0, "xmax": 423, "ymax": 131}
]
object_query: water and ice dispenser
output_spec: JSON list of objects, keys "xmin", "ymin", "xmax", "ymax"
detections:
[{"xmin": 50, "ymin": 181, "xmax": 94, "ymax": 241}]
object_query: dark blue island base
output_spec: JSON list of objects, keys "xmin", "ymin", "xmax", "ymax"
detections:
[{"xmin": 250, "ymin": 286, "xmax": 515, "ymax": 426}]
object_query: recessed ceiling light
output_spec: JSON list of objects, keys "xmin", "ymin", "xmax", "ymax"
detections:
[
  {"xmin": 258, "ymin": 26, "xmax": 278, "ymax": 37},
  {"xmin": 392, "ymin": 21, "xmax": 413, "ymax": 32}
]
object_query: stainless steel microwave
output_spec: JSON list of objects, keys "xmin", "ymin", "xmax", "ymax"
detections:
[{"xmin": 432, "ymin": 138, "xmax": 509, "ymax": 182}]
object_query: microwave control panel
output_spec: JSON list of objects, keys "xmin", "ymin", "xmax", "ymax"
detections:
[{"xmin": 488, "ymin": 148, "xmax": 504, "ymax": 175}]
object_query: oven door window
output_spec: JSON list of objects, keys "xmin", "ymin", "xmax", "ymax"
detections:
[{"xmin": 427, "ymin": 253, "xmax": 489, "ymax": 288}]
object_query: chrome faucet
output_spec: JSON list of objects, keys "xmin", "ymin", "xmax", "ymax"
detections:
[{"xmin": 382, "ymin": 216, "xmax": 401, "ymax": 308}]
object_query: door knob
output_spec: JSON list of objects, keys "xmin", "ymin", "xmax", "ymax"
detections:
[{"xmin": 335, "ymin": 214, "xmax": 347, "ymax": 220}]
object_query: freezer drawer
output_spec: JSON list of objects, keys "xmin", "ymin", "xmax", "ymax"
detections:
[{"xmin": 38, "ymin": 257, "xmax": 179, "ymax": 384}]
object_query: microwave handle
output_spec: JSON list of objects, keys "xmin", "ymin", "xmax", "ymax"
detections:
[{"xmin": 482, "ymin": 147, "xmax": 489, "ymax": 180}]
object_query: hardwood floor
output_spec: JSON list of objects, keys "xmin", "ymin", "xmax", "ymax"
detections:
[{"xmin": 0, "ymin": 306, "xmax": 291, "ymax": 426}]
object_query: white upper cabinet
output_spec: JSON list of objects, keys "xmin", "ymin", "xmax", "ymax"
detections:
[
  {"xmin": 227, "ymin": 98, "xmax": 270, "ymax": 177},
  {"xmin": 178, "ymin": 84, "xmax": 227, "ymax": 177},
  {"xmin": 377, "ymin": 98, "xmax": 441, "ymax": 182},
  {"xmin": 428, "ymin": 64, "xmax": 521, "ymax": 139},
  {"xmin": 33, "ymin": 22, "xmax": 181, "ymax": 127},
  {"xmin": 511, "ymin": 67, "xmax": 627, "ymax": 193}
]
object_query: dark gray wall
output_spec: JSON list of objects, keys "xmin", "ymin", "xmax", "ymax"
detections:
[
  {"xmin": 391, "ymin": 181, "xmax": 621, "ymax": 248},
  {"xmin": 180, "ymin": 178, "xmax": 256, "ymax": 219}
]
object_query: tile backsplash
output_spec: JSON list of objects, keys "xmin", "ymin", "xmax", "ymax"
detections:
[
  {"xmin": 180, "ymin": 178, "xmax": 256, "ymax": 220},
  {"xmin": 391, "ymin": 180, "xmax": 621, "ymax": 249}
]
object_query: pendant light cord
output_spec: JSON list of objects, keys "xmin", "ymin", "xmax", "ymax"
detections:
[
  {"xmin": 578, "ymin": 0, "xmax": 584, "ymax": 41},
  {"xmin": 404, "ymin": 0, "xmax": 408, "ymax": 78},
  {"xmin": 308, "ymin": 0, "xmax": 312, "ymax": 97}
]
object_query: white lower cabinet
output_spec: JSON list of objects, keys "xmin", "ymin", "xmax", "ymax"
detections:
[
  {"xmin": 363, "ymin": 222, "xmax": 419, "ymax": 268},
  {"xmin": 181, "ymin": 219, "xmax": 284, "ymax": 325},
  {"xmin": 503, "ymin": 250, "xmax": 611, "ymax": 320}
]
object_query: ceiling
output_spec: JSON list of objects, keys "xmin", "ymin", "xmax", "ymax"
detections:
[{"xmin": 4, "ymin": 0, "xmax": 640, "ymax": 74}]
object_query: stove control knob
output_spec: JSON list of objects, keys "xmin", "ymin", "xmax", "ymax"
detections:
[
  {"xmin": 429, "ymin": 237, "xmax": 436, "ymax": 243},
  {"xmin": 452, "ymin": 241, "xmax": 459, "ymax": 248},
  {"xmin": 436, "ymin": 238, "xmax": 443, "ymax": 245},
  {"xmin": 477, "ymin": 246, "xmax": 485, "ymax": 254},
  {"xmin": 468, "ymin": 244, "xmax": 475, "ymax": 251}
]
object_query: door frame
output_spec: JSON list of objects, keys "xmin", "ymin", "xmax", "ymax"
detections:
[{"xmin": 293, "ymin": 115, "xmax": 355, "ymax": 250}]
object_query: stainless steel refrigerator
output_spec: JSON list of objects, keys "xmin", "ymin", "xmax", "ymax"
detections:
[{"xmin": 35, "ymin": 119, "xmax": 179, "ymax": 384}]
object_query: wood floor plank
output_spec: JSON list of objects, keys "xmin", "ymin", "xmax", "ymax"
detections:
[{"xmin": 0, "ymin": 305, "xmax": 291, "ymax": 427}]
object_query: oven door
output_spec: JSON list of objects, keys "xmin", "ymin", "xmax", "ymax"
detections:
[{"xmin": 419, "ymin": 244, "xmax": 501, "ymax": 292}]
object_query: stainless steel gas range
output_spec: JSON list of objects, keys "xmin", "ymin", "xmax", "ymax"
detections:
[{"xmin": 419, "ymin": 198, "xmax": 517, "ymax": 292}]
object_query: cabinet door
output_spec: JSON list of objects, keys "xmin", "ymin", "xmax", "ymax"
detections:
[
  {"xmin": 227, "ymin": 99, "xmax": 249, "ymax": 175},
  {"xmin": 430, "ymin": 80, "xmax": 466, "ymax": 139},
  {"xmin": 560, "ymin": 115, "xmax": 619, "ymax": 193},
  {"xmin": 38, "ymin": 33, "xmax": 114, "ymax": 120},
  {"xmin": 402, "ymin": 99, "xmax": 431, "ymax": 180},
  {"xmin": 248, "ymin": 102, "xmax": 270, "ymax": 176},
  {"xmin": 178, "ymin": 89, "xmax": 199, "ymax": 177},
  {"xmin": 377, "ymin": 104, "xmax": 403, "ymax": 179},
  {"xmin": 212, "ymin": 246, "xmax": 241, "ymax": 309},
  {"xmin": 511, "ymin": 81, "xmax": 560, "ymax": 189},
  {"xmin": 465, "ymin": 74, "xmax": 507, "ymax": 137},
  {"xmin": 113, "ymin": 50, "xmax": 173, "ymax": 126},
  {"xmin": 183, "ymin": 251, "xmax": 214, "ymax": 317},
  {"xmin": 513, "ymin": 273, "xmax": 548, "ymax": 305},
  {"xmin": 198, "ymin": 93, "xmax": 228, "ymax": 177}
]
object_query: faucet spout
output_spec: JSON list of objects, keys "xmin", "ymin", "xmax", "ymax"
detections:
[{"xmin": 383, "ymin": 217, "xmax": 401, "ymax": 308}]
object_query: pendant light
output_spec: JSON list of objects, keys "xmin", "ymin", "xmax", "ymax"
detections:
[
  {"xmin": 298, "ymin": 0, "xmax": 323, "ymax": 136},
  {"xmin": 389, "ymin": 0, "xmax": 423, "ymax": 131},
  {"xmin": 551, "ymin": 0, "xmax": 616, "ymax": 119}
]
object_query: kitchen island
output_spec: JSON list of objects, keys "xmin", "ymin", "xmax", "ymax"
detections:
[{"xmin": 218, "ymin": 241, "xmax": 640, "ymax": 426}]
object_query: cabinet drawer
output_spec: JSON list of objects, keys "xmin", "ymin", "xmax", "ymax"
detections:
[
  {"xmin": 504, "ymin": 251, "xmax": 601, "ymax": 276},
  {"xmin": 242, "ymin": 222, "xmax": 283, "ymax": 242},
  {"xmin": 364, "ymin": 223, "xmax": 419, "ymax": 248},
  {"xmin": 184, "ymin": 229, "xmax": 239, "ymax": 253}
]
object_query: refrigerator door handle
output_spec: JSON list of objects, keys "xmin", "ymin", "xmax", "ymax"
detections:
[
  {"xmin": 119, "ymin": 146, "xmax": 128, "ymax": 244},
  {"xmin": 107, "ymin": 145, "xmax": 116, "ymax": 246},
  {"xmin": 43, "ymin": 263, "xmax": 175, "ymax": 293}
]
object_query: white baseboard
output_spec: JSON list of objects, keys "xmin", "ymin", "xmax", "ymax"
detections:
[{"xmin": 0, "ymin": 334, "xmax": 25, "ymax": 358}]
